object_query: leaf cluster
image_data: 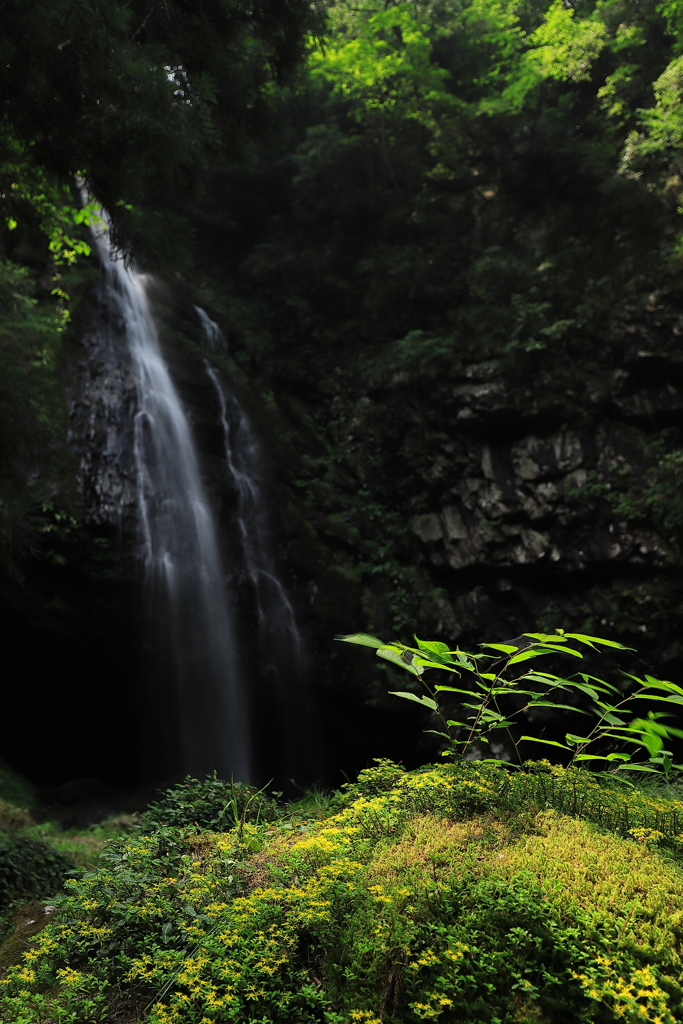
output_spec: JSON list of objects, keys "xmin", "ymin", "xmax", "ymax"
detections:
[
  {"xmin": 337, "ymin": 629, "xmax": 683, "ymax": 775},
  {"xmin": 0, "ymin": 834, "xmax": 73, "ymax": 913},
  {"xmin": 140, "ymin": 773, "xmax": 280, "ymax": 832}
]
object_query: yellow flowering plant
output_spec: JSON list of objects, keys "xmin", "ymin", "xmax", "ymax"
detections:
[
  {"xmin": 3, "ymin": 760, "xmax": 683, "ymax": 1022},
  {"xmin": 337, "ymin": 629, "xmax": 683, "ymax": 776}
]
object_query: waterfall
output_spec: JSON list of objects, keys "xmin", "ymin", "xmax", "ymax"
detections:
[
  {"xmin": 91, "ymin": 222, "xmax": 250, "ymax": 783},
  {"xmin": 196, "ymin": 310, "xmax": 317, "ymax": 781},
  {"xmin": 199, "ymin": 312, "xmax": 303, "ymax": 667}
]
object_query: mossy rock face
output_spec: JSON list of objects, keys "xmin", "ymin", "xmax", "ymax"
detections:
[{"xmin": 1, "ymin": 762, "xmax": 683, "ymax": 1022}]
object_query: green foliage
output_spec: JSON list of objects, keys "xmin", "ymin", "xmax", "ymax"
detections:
[
  {"xmin": 0, "ymin": 835, "xmax": 73, "ymax": 913},
  {"xmin": 140, "ymin": 773, "xmax": 280, "ymax": 832},
  {"xmin": 188, "ymin": 0, "xmax": 683, "ymax": 650},
  {"xmin": 310, "ymin": 2, "xmax": 457, "ymax": 132},
  {"xmin": 0, "ymin": 257, "xmax": 80, "ymax": 561},
  {"xmin": 4, "ymin": 762, "xmax": 683, "ymax": 1021},
  {"xmin": 0, "ymin": 0, "xmax": 322, "ymax": 262},
  {"xmin": 338, "ymin": 630, "xmax": 683, "ymax": 775},
  {"xmin": 568, "ymin": 429, "xmax": 683, "ymax": 558},
  {"xmin": 0, "ymin": 761, "xmax": 36, "ymax": 813}
]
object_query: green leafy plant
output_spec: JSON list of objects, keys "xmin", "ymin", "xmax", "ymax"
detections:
[
  {"xmin": 140, "ymin": 773, "xmax": 280, "ymax": 834},
  {"xmin": 5, "ymin": 761, "xmax": 683, "ymax": 1023},
  {"xmin": 0, "ymin": 834, "xmax": 73, "ymax": 913},
  {"xmin": 337, "ymin": 630, "xmax": 683, "ymax": 775}
]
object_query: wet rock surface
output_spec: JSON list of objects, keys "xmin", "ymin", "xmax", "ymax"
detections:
[
  {"xmin": 67, "ymin": 280, "xmax": 138, "ymax": 532},
  {"xmin": 263, "ymin": 298, "xmax": 683, "ymax": 689}
]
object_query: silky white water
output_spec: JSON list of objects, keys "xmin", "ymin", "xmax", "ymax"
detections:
[
  {"xmin": 92, "ymin": 223, "xmax": 250, "ymax": 782},
  {"xmin": 199, "ymin": 313, "xmax": 303, "ymax": 668}
]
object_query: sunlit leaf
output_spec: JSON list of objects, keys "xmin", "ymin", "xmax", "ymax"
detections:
[
  {"xmin": 523, "ymin": 633, "xmax": 569, "ymax": 643},
  {"xmin": 638, "ymin": 678, "xmax": 683, "ymax": 696},
  {"xmin": 335, "ymin": 632, "xmax": 384, "ymax": 648},
  {"xmin": 563, "ymin": 632, "xmax": 631, "ymax": 650},
  {"xmin": 414, "ymin": 656, "xmax": 458, "ymax": 673},
  {"xmin": 536, "ymin": 644, "xmax": 584, "ymax": 659},
  {"xmin": 434, "ymin": 686, "xmax": 481, "ymax": 696},
  {"xmin": 527, "ymin": 701, "xmax": 587, "ymax": 713},
  {"xmin": 388, "ymin": 691, "xmax": 438, "ymax": 711},
  {"xmin": 573, "ymin": 753, "xmax": 618, "ymax": 762},
  {"xmin": 414, "ymin": 637, "xmax": 456, "ymax": 665},
  {"xmin": 519, "ymin": 736, "xmax": 570, "ymax": 749},
  {"xmin": 378, "ymin": 646, "xmax": 423, "ymax": 675},
  {"xmin": 507, "ymin": 650, "xmax": 544, "ymax": 666}
]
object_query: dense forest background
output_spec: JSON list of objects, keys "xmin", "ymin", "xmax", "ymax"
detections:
[{"xmin": 3, "ymin": 0, "xmax": 683, "ymax": 794}]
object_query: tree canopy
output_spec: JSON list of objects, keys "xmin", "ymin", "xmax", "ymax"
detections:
[{"xmin": 0, "ymin": 0, "xmax": 322, "ymax": 257}]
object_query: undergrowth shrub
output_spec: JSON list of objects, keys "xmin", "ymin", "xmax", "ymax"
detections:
[
  {"xmin": 0, "ymin": 761, "xmax": 36, "ymax": 812},
  {"xmin": 0, "ymin": 834, "xmax": 73, "ymax": 913},
  {"xmin": 3, "ymin": 760, "xmax": 683, "ymax": 1022},
  {"xmin": 0, "ymin": 802, "xmax": 33, "ymax": 833},
  {"xmin": 140, "ymin": 773, "xmax": 280, "ymax": 832}
]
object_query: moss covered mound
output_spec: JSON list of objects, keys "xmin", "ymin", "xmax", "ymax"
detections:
[{"xmin": 2, "ymin": 762, "xmax": 683, "ymax": 1023}]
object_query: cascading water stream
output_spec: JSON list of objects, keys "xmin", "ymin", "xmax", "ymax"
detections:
[
  {"xmin": 198, "ymin": 311, "xmax": 303, "ymax": 668},
  {"xmin": 91, "ymin": 222, "xmax": 250, "ymax": 782},
  {"xmin": 195, "ymin": 310, "xmax": 319, "ymax": 781}
]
